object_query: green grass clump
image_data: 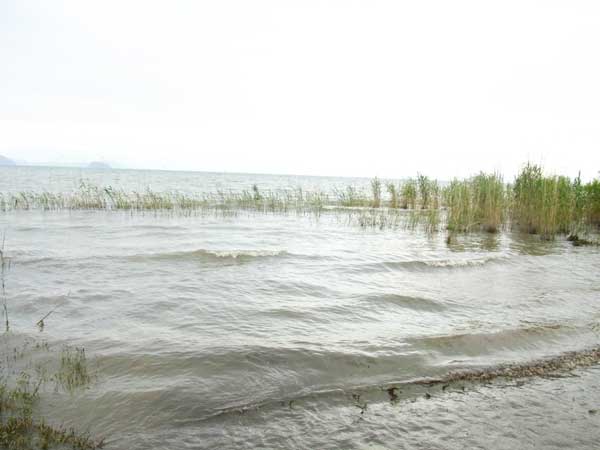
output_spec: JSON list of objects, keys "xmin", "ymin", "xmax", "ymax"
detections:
[
  {"xmin": 400, "ymin": 179, "xmax": 417, "ymax": 209},
  {"xmin": 472, "ymin": 173, "xmax": 506, "ymax": 232},
  {"xmin": 417, "ymin": 174, "xmax": 431, "ymax": 209},
  {"xmin": 414, "ymin": 175, "xmax": 441, "ymax": 210},
  {"xmin": 512, "ymin": 164, "xmax": 543, "ymax": 235},
  {"xmin": 55, "ymin": 346, "xmax": 92, "ymax": 393},
  {"xmin": 513, "ymin": 164, "xmax": 577, "ymax": 238},
  {"xmin": 370, "ymin": 177, "xmax": 382, "ymax": 208},
  {"xmin": 386, "ymin": 182, "xmax": 399, "ymax": 209},
  {"xmin": 0, "ymin": 362, "xmax": 102, "ymax": 450},
  {"xmin": 445, "ymin": 173, "xmax": 506, "ymax": 233},
  {"xmin": 584, "ymin": 179, "xmax": 600, "ymax": 227},
  {"xmin": 335, "ymin": 186, "xmax": 368, "ymax": 207},
  {"xmin": 445, "ymin": 179, "xmax": 475, "ymax": 232}
]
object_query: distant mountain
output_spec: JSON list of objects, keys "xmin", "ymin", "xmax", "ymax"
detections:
[
  {"xmin": 88, "ymin": 161, "xmax": 111, "ymax": 169},
  {"xmin": 0, "ymin": 155, "xmax": 16, "ymax": 166}
]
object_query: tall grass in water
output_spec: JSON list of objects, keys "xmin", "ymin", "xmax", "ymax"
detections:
[
  {"xmin": 1, "ymin": 167, "xmax": 599, "ymax": 240},
  {"xmin": 415, "ymin": 175, "xmax": 441, "ymax": 210},
  {"xmin": 400, "ymin": 179, "xmax": 417, "ymax": 209},
  {"xmin": 371, "ymin": 177, "xmax": 382, "ymax": 208},
  {"xmin": 0, "ymin": 343, "xmax": 102, "ymax": 450},
  {"xmin": 513, "ymin": 164, "xmax": 544, "ymax": 234},
  {"xmin": 445, "ymin": 173, "xmax": 506, "ymax": 233},
  {"xmin": 445, "ymin": 179, "xmax": 475, "ymax": 232},
  {"xmin": 554, "ymin": 176, "xmax": 576, "ymax": 234},
  {"xmin": 430, "ymin": 179, "xmax": 440, "ymax": 210},
  {"xmin": 0, "ymin": 181, "xmax": 330, "ymax": 215},
  {"xmin": 472, "ymin": 173, "xmax": 505, "ymax": 232},
  {"xmin": 386, "ymin": 182, "xmax": 399, "ymax": 208},
  {"xmin": 512, "ymin": 164, "xmax": 577, "ymax": 238},
  {"xmin": 334, "ymin": 186, "xmax": 367, "ymax": 207},
  {"xmin": 417, "ymin": 174, "xmax": 431, "ymax": 209},
  {"xmin": 584, "ymin": 179, "xmax": 600, "ymax": 227}
]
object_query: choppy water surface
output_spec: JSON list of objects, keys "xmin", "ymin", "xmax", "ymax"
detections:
[{"xmin": 1, "ymin": 166, "xmax": 600, "ymax": 449}]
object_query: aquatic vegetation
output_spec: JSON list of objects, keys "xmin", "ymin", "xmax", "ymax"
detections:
[
  {"xmin": 512, "ymin": 164, "xmax": 591, "ymax": 239},
  {"xmin": 0, "ymin": 372, "xmax": 103, "ymax": 450},
  {"xmin": 55, "ymin": 346, "xmax": 92, "ymax": 392},
  {"xmin": 417, "ymin": 174, "xmax": 432, "ymax": 209},
  {"xmin": 424, "ymin": 207, "xmax": 441, "ymax": 233},
  {"xmin": 0, "ymin": 244, "xmax": 101, "ymax": 449},
  {"xmin": 584, "ymin": 178, "xmax": 600, "ymax": 227},
  {"xmin": 334, "ymin": 185, "xmax": 368, "ymax": 207},
  {"xmin": 251, "ymin": 184, "xmax": 261, "ymax": 202},
  {"xmin": 445, "ymin": 172, "xmax": 506, "ymax": 233},
  {"xmin": 1, "ymin": 164, "xmax": 599, "ymax": 241},
  {"xmin": 1, "ymin": 236, "xmax": 9, "ymax": 333},
  {"xmin": 355, "ymin": 209, "xmax": 400, "ymax": 230},
  {"xmin": 0, "ymin": 338, "xmax": 101, "ymax": 450},
  {"xmin": 512, "ymin": 164, "xmax": 562, "ymax": 237},
  {"xmin": 400, "ymin": 179, "xmax": 418, "ymax": 209},
  {"xmin": 472, "ymin": 173, "xmax": 506, "ymax": 232},
  {"xmin": 0, "ymin": 182, "xmax": 331, "ymax": 215},
  {"xmin": 386, "ymin": 182, "xmax": 399, "ymax": 209},
  {"xmin": 370, "ymin": 177, "xmax": 382, "ymax": 208}
]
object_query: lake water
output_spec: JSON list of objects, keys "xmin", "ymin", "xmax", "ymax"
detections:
[{"xmin": 1, "ymin": 165, "xmax": 600, "ymax": 449}]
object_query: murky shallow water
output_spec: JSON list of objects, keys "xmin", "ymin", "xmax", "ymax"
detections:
[{"xmin": 1, "ymin": 166, "xmax": 599, "ymax": 449}]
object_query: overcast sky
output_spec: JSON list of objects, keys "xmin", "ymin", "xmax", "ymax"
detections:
[{"xmin": 1, "ymin": 1, "xmax": 599, "ymax": 179}]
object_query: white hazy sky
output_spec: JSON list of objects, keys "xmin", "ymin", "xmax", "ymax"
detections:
[{"xmin": 1, "ymin": 0, "xmax": 599, "ymax": 179}]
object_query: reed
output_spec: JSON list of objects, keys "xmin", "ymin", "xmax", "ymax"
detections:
[
  {"xmin": 400, "ymin": 179, "xmax": 417, "ymax": 209},
  {"xmin": 473, "ymin": 173, "xmax": 506, "ymax": 232},
  {"xmin": 584, "ymin": 178, "xmax": 600, "ymax": 227},
  {"xmin": 1, "ymin": 166, "xmax": 599, "ymax": 239},
  {"xmin": 353, "ymin": 208, "xmax": 410, "ymax": 230},
  {"xmin": 334, "ymin": 185, "xmax": 368, "ymax": 207},
  {"xmin": 371, "ymin": 177, "xmax": 382, "ymax": 208},
  {"xmin": 417, "ymin": 174, "xmax": 431, "ymax": 209},
  {"xmin": 0, "ymin": 351, "xmax": 102, "ymax": 450},
  {"xmin": 56, "ymin": 346, "xmax": 92, "ymax": 392},
  {"xmin": 1, "ymin": 235, "xmax": 9, "ymax": 332},
  {"xmin": 445, "ymin": 179, "xmax": 475, "ymax": 232},
  {"xmin": 386, "ymin": 182, "xmax": 399, "ymax": 209},
  {"xmin": 429, "ymin": 179, "xmax": 441, "ymax": 210},
  {"xmin": 512, "ymin": 163, "xmax": 544, "ymax": 234},
  {"xmin": 554, "ymin": 176, "xmax": 575, "ymax": 234},
  {"xmin": 512, "ymin": 164, "xmax": 578, "ymax": 238},
  {"xmin": 445, "ymin": 173, "xmax": 506, "ymax": 233},
  {"xmin": 571, "ymin": 173, "xmax": 587, "ymax": 235}
]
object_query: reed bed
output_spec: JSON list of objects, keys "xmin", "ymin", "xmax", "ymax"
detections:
[
  {"xmin": 2, "ymin": 164, "xmax": 600, "ymax": 240},
  {"xmin": 511, "ymin": 164, "xmax": 597, "ymax": 239},
  {"xmin": 371, "ymin": 177, "xmax": 382, "ymax": 208},
  {"xmin": 444, "ymin": 173, "xmax": 506, "ymax": 233},
  {"xmin": 0, "ymin": 182, "xmax": 328, "ymax": 215},
  {"xmin": 400, "ymin": 179, "xmax": 418, "ymax": 209}
]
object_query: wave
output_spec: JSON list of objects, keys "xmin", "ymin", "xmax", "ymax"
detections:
[
  {"xmin": 353, "ymin": 255, "xmax": 508, "ymax": 273},
  {"xmin": 133, "ymin": 248, "xmax": 292, "ymax": 262},
  {"xmin": 422, "ymin": 256, "xmax": 506, "ymax": 268},
  {"xmin": 10, "ymin": 248, "xmax": 506, "ymax": 270},
  {"xmin": 405, "ymin": 322, "xmax": 575, "ymax": 355},
  {"xmin": 179, "ymin": 344, "xmax": 600, "ymax": 424},
  {"xmin": 14, "ymin": 248, "xmax": 295, "ymax": 266},
  {"xmin": 359, "ymin": 293, "xmax": 448, "ymax": 312}
]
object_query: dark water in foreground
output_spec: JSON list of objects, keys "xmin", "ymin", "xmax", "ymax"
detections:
[{"xmin": 1, "ymin": 166, "xmax": 600, "ymax": 449}]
